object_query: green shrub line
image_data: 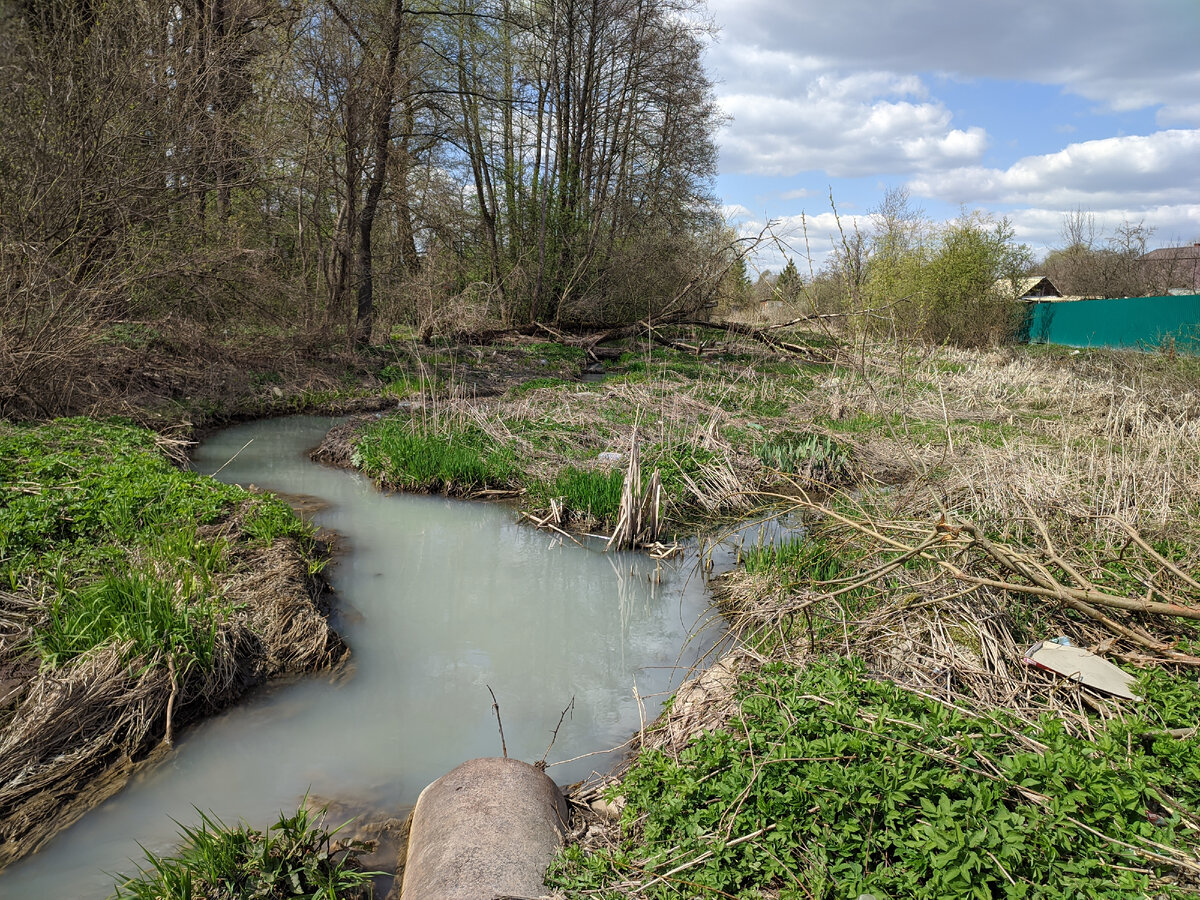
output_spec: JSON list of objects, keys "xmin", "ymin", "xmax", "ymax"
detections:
[
  {"xmin": 110, "ymin": 804, "xmax": 376, "ymax": 900},
  {"xmin": 0, "ymin": 417, "xmax": 313, "ymax": 672},
  {"xmin": 549, "ymin": 658, "xmax": 1200, "ymax": 900}
]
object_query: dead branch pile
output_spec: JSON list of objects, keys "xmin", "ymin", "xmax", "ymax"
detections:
[
  {"xmin": 443, "ymin": 317, "xmax": 840, "ymax": 365},
  {"xmin": 722, "ymin": 487, "xmax": 1200, "ymax": 732},
  {"xmin": 0, "ymin": 534, "xmax": 344, "ymax": 871}
]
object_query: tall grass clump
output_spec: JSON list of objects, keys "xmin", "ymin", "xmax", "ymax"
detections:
[
  {"xmin": 740, "ymin": 534, "xmax": 844, "ymax": 581},
  {"xmin": 111, "ymin": 805, "xmax": 376, "ymax": 900},
  {"xmin": 352, "ymin": 416, "xmax": 520, "ymax": 493},
  {"xmin": 532, "ymin": 466, "xmax": 625, "ymax": 524},
  {"xmin": 756, "ymin": 431, "xmax": 852, "ymax": 484},
  {"xmin": 33, "ymin": 568, "xmax": 221, "ymax": 670}
]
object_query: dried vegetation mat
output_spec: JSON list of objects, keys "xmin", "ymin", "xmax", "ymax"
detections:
[
  {"xmin": 0, "ymin": 418, "xmax": 344, "ymax": 871},
  {"xmin": 549, "ymin": 342, "xmax": 1200, "ymax": 900},
  {"xmin": 326, "ymin": 336, "xmax": 856, "ymax": 543}
]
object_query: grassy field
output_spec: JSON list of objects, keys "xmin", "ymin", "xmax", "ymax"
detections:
[
  {"xmin": 508, "ymin": 332, "xmax": 1200, "ymax": 900},
  {"xmin": 4, "ymin": 323, "xmax": 1199, "ymax": 898}
]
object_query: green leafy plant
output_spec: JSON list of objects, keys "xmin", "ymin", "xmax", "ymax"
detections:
[
  {"xmin": 756, "ymin": 431, "xmax": 852, "ymax": 483},
  {"xmin": 111, "ymin": 805, "xmax": 377, "ymax": 900},
  {"xmin": 550, "ymin": 658, "xmax": 1200, "ymax": 900}
]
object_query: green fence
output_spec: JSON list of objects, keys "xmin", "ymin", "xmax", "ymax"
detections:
[{"xmin": 1021, "ymin": 294, "xmax": 1200, "ymax": 353}]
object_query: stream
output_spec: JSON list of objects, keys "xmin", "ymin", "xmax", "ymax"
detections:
[{"xmin": 0, "ymin": 415, "xmax": 791, "ymax": 897}]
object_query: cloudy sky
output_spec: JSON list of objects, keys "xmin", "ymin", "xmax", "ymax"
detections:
[{"xmin": 704, "ymin": 0, "xmax": 1200, "ymax": 271}]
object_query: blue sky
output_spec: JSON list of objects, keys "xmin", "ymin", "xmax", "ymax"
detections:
[{"xmin": 703, "ymin": 0, "xmax": 1200, "ymax": 272}]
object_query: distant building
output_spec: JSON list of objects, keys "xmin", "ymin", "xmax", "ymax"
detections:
[
  {"xmin": 994, "ymin": 275, "xmax": 1062, "ymax": 301},
  {"xmin": 1141, "ymin": 243, "xmax": 1200, "ymax": 294}
]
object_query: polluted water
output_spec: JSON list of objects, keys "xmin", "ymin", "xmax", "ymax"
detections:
[{"xmin": 0, "ymin": 415, "xmax": 801, "ymax": 897}]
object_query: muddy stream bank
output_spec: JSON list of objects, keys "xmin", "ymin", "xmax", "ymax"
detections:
[{"xmin": 0, "ymin": 415, "xmax": 794, "ymax": 897}]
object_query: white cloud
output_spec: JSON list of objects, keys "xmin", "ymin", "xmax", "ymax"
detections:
[
  {"xmin": 909, "ymin": 130, "xmax": 1200, "ymax": 208},
  {"xmin": 707, "ymin": 0, "xmax": 1200, "ymax": 261},
  {"xmin": 707, "ymin": 0, "xmax": 1200, "ymax": 125},
  {"xmin": 719, "ymin": 78, "xmax": 988, "ymax": 177}
]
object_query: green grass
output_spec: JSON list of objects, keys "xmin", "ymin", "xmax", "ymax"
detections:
[
  {"xmin": 111, "ymin": 804, "xmax": 376, "ymax": 900},
  {"xmin": 522, "ymin": 341, "xmax": 587, "ymax": 365},
  {"xmin": 0, "ymin": 418, "xmax": 312, "ymax": 671},
  {"xmin": 740, "ymin": 534, "xmax": 845, "ymax": 580},
  {"xmin": 619, "ymin": 348, "xmax": 710, "ymax": 381},
  {"xmin": 507, "ymin": 418, "xmax": 600, "ymax": 456},
  {"xmin": 35, "ymin": 567, "xmax": 221, "ymax": 670},
  {"xmin": 507, "ymin": 376, "xmax": 572, "ymax": 396},
  {"xmin": 550, "ymin": 658, "xmax": 1200, "ymax": 900},
  {"xmin": 644, "ymin": 442, "xmax": 717, "ymax": 510},
  {"xmin": 353, "ymin": 416, "xmax": 520, "ymax": 493},
  {"xmin": 756, "ymin": 431, "xmax": 852, "ymax": 483},
  {"xmin": 530, "ymin": 466, "xmax": 625, "ymax": 524},
  {"xmin": 747, "ymin": 397, "xmax": 788, "ymax": 417}
]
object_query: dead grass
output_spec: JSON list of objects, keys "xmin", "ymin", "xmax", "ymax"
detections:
[
  {"xmin": 805, "ymin": 341, "xmax": 1200, "ymax": 547},
  {"xmin": 0, "ymin": 531, "xmax": 344, "ymax": 871}
]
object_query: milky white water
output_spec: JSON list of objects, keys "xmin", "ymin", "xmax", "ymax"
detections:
[{"xmin": 1, "ymin": 415, "xmax": 788, "ymax": 897}]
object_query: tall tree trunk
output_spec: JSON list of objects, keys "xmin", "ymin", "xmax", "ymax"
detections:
[{"xmin": 355, "ymin": 0, "xmax": 406, "ymax": 347}]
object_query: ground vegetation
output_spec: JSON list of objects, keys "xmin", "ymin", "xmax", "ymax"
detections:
[
  {"xmin": 2, "ymin": 319, "xmax": 1198, "ymax": 897},
  {"xmin": 0, "ymin": 418, "xmax": 344, "ymax": 870},
  {"xmin": 527, "ymin": 332, "xmax": 1200, "ymax": 900}
]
